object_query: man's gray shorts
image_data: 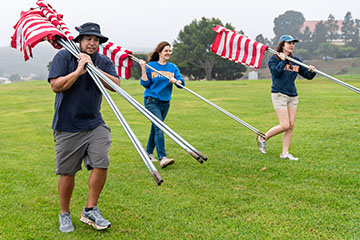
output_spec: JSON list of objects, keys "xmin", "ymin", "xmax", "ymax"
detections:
[{"xmin": 53, "ymin": 124, "xmax": 112, "ymax": 175}]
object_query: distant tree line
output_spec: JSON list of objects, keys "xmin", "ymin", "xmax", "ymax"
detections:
[
  {"xmin": 132, "ymin": 17, "xmax": 246, "ymax": 80},
  {"xmin": 133, "ymin": 11, "xmax": 360, "ymax": 80},
  {"xmin": 261, "ymin": 10, "xmax": 360, "ymax": 64}
]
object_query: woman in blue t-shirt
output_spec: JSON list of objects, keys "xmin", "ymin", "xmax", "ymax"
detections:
[
  {"xmin": 139, "ymin": 41, "xmax": 185, "ymax": 168},
  {"xmin": 256, "ymin": 35, "xmax": 316, "ymax": 160}
]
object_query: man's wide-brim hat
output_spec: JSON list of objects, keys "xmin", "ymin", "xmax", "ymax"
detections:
[{"xmin": 74, "ymin": 22, "xmax": 108, "ymax": 44}]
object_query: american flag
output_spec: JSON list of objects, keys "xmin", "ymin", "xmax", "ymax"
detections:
[
  {"xmin": 211, "ymin": 25, "xmax": 268, "ymax": 69},
  {"xmin": 12, "ymin": 1, "xmax": 132, "ymax": 79},
  {"xmin": 11, "ymin": 8, "xmax": 66, "ymax": 61},
  {"xmin": 98, "ymin": 42, "xmax": 133, "ymax": 79},
  {"xmin": 36, "ymin": 0, "xmax": 74, "ymax": 41}
]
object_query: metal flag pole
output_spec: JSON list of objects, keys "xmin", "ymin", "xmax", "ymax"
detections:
[
  {"xmin": 267, "ymin": 48, "xmax": 360, "ymax": 94},
  {"xmin": 57, "ymin": 38, "xmax": 163, "ymax": 185},
  {"xmin": 58, "ymin": 38, "xmax": 206, "ymax": 163},
  {"xmin": 130, "ymin": 54, "xmax": 266, "ymax": 138},
  {"xmin": 69, "ymin": 28, "xmax": 207, "ymax": 162},
  {"xmin": 88, "ymin": 67, "xmax": 207, "ymax": 162}
]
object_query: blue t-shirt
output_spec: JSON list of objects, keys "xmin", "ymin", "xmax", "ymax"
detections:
[
  {"xmin": 268, "ymin": 55, "xmax": 316, "ymax": 96},
  {"xmin": 140, "ymin": 61, "xmax": 185, "ymax": 102},
  {"xmin": 48, "ymin": 49, "xmax": 118, "ymax": 132}
]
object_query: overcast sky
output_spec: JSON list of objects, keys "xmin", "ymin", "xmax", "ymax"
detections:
[{"xmin": 2, "ymin": 0, "xmax": 360, "ymax": 51}]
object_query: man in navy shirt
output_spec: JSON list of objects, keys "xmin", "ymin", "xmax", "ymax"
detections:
[{"xmin": 48, "ymin": 22, "xmax": 120, "ymax": 232}]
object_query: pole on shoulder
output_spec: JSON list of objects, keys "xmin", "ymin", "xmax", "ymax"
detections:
[{"xmin": 267, "ymin": 48, "xmax": 360, "ymax": 94}]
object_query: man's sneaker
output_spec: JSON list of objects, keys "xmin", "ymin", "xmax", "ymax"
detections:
[
  {"xmin": 148, "ymin": 153, "xmax": 157, "ymax": 162},
  {"xmin": 280, "ymin": 152, "xmax": 299, "ymax": 161},
  {"xmin": 59, "ymin": 212, "xmax": 74, "ymax": 233},
  {"xmin": 256, "ymin": 135, "xmax": 267, "ymax": 154},
  {"xmin": 80, "ymin": 206, "xmax": 111, "ymax": 230},
  {"xmin": 160, "ymin": 156, "xmax": 175, "ymax": 168}
]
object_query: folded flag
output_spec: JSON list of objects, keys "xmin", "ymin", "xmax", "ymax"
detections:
[
  {"xmin": 211, "ymin": 25, "xmax": 268, "ymax": 69},
  {"xmin": 98, "ymin": 42, "xmax": 133, "ymax": 79},
  {"xmin": 11, "ymin": 8, "xmax": 66, "ymax": 61},
  {"xmin": 36, "ymin": 0, "xmax": 74, "ymax": 41}
]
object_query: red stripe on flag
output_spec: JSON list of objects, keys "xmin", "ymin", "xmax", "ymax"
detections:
[
  {"xmin": 234, "ymin": 35, "xmax": 243, "ymax": 61},
  {"xmin": 210, "ymin": 30, "xmax": 223, "ymax": 53},
  {"xmin": 241, "ymin": 38, "xmax": 250, "ymax": 63},
  {"xmin": 249, "ymin": 41, "xmax": 259, "ymax": 67},
  {"xmin": 228, "ymin": 33, "xmax": 236, "ymax": 59}
]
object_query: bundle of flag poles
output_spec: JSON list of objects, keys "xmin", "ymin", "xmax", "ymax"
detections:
[
  {"xmin": 129, "ymin": 54, "xmax": 266, "ymax": 138},
  {"xmin": 211, "ymin": 25, "xmax": 360, "ymax": 94},
  {"xmin": 11, "ymin": 0, "xmax": 207, "ymax": 185}
]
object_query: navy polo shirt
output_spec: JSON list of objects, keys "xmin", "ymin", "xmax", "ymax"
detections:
[{"xmin": 48, "ymin": 49, "xmax": 118, "ymax": 132}]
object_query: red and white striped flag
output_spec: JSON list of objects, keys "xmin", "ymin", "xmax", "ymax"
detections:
[
  {"xmin": 36, "ymin": 0, "xmax": 74, "ymax": 41},
  {"xmin": 98, "ymin": 42, "xmax": 133, "ymax": 79},
  {"xmin": 211, "ymin": 25, "xmax": 268, "ymax": 69},
  {"xmin": 11, "ymin": 8, "xmax": 66, "ymax": 61}
]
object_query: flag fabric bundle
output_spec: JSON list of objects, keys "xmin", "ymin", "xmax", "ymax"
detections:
[
  {"xmin": 11, "ymin": 8, "xmax": 66, "ymax": 60},
  {"xmin": 98, "ymin": 42, "xmax": 133, "ymax": 79},
  {"xmin": 211, "ymin": 25, "xmax": 268, "ymax": 69},
  {"xmin": 12, "ymin": 0, "xmax": 133, "ymax": 79},
  {"xmin": 36, "ymin": 0, "xmax": 74, "ymax": 41}
]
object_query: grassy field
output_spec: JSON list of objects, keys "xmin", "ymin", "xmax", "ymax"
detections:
[{"xmin": 0, "ymin": 76, "xmax": 359, "ymax": 239}]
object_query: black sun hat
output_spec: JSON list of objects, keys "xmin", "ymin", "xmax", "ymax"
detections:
[{"xmin": 74, "ymin": 22, "xmax": 108, "ymax": 44}]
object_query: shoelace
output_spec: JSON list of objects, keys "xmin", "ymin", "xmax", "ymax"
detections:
[
  {"xmin": 287, "ymin": 154, "xmax": 298, "ymax": 160},
  {"xmin": 92, "ymin": 208, "xmax": 104, "ymax": 220},
  {"xmin": 60, "ymin": 214, "xmax": 72, "ymax": 225},
  {"xmin": 282, "ymin": 153, "xmax": 297, "ymax": 160}
]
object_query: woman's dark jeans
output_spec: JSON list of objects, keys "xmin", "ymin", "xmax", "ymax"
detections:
[{"xmin": 144, "ymin": 97, "xmax": 170, "ymax": 160}]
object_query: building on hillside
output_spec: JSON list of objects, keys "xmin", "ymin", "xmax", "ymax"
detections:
[
  {"xmin": 300, "ymin": 20, "xmax": 345, "ymax": 46},
  {"xmin": 0, "ymin": 77, "xmax": 11, "ymax": 84}
]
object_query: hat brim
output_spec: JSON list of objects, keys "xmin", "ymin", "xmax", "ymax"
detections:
[
  {"xmin": 282, "ymin": 39, "xmax": 299, "ymax": 43},
  {"xmin": 74, "ymin": 32, "xmax": 108, "ymax": 44}
]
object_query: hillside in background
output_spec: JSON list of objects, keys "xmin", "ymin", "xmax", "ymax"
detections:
[
  {"xmin": 1, "ymin": 43, "xmax": 360, "ymax": 82},
  {"xmin": 0, "ymin": 43, "xmax": 151, "ymax": 81},
  {"xmin": 244, "ymin": 58, "xmax": 360, "ymax": 79},
  {"xmin": 0, "ymin": 43, "xmax": 57, "ymax": 80}
]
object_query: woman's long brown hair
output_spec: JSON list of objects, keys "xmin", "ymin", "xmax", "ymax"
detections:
[
  {"xmin": 274, "ymin": 41, "xmax": 294, "ymax": 59},
  {"xmin": 148, "ymin": 41, "xmax": 171, "ymax": 62}
]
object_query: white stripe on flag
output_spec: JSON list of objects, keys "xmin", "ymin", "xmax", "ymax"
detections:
[
  {"xmin": 231, "ymin": 34, "xmax": 240, "ymax": 60},
  {"xmin": 224, "ymin": 31, "xmax": 234, "ymax": 58},
  {"xmin": 237, "ymin": 37, "xmax": 246, "ymax": 62},
  {"xmin": 216, "ymin": 32, "xmax": 226, "ymax": 55},
  {"xmin": 245, "ymin": 40, "xmax": 254, "ymax": 65}
]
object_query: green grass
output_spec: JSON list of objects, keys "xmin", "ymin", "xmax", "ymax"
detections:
[{"xmin": 0, "ymin": 76, "xmax": 359, "ymax": 239}]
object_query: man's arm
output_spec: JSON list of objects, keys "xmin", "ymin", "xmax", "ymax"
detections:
[
  {"xmin": 49, "ymin": 53, "xmax": 88, "ymax": 93},
  {"xmin": 97, "ymin": 69, "xmax": 120, "ymax": 92}
]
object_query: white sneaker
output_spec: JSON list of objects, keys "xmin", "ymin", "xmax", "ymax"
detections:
[
  {"xmin": 148, "ymin": 154, "xmax": 157, "ymax": 162},
  {"xmin": 280, "ymin": 152, "xmax": 298, "ymax": 161},
  {"xmin": 160, "ymin": 156, "xmax": 175, "ymax": 168},
  {"xmin": 256, "ymin": 135, "xmax": 267, "ymax": 154}
]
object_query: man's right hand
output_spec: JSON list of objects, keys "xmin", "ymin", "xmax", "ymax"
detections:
[{"xmin": 76, "ymin": 53, "xmax": 93, "ymax": 76}]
